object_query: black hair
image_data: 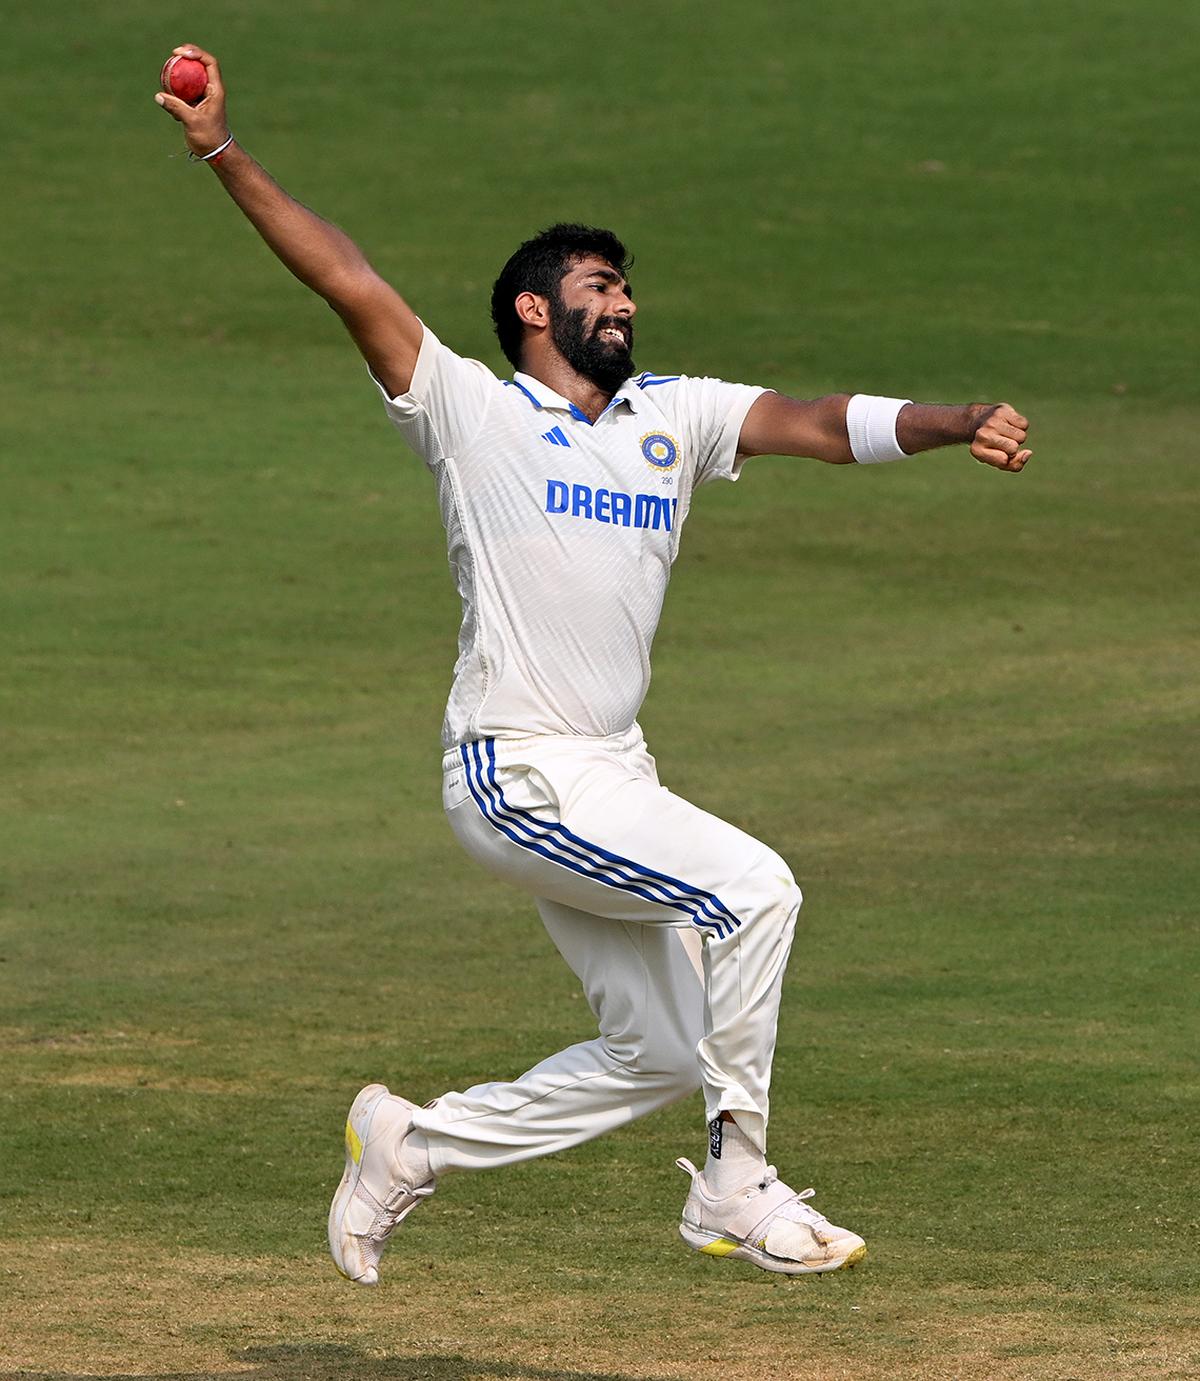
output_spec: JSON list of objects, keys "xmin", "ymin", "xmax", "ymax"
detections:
[{"xmin": 490, "ymin": 223, "xmax": 632, "ymax": 369}]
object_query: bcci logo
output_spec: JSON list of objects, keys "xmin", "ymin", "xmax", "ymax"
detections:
[{"xmin": 640, "ymin": 432, "xmax": 680, "ymax": 472}]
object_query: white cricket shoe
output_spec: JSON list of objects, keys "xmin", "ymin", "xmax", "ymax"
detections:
[
  {"xmin": 676, "ymin": 1157, "xmax": 866, "ymax": 1275},
  {"xmin": 328, "ymin": 1083, "xmax": 435, "ymax": 1286}
]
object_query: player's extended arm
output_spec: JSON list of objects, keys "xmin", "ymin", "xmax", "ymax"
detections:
[
  {"xmin": 155, "ymin": 45, "xmax": 421, "ymax": 397},
  {"xmin": 738, "ymin": 392, "xmax": 1032, "ymax": 472}
]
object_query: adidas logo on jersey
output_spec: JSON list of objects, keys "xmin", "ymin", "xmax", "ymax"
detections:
[{"xmin": 541, "ymin": 426, "xmax": 571, "ymax": 447}]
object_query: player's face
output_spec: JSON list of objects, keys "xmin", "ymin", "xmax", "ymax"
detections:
[{"xmin": 549, "ymin": 256, "xmax": 637, "ymax": 392}]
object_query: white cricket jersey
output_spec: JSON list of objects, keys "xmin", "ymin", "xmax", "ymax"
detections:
[{"xmin": 373, "ymin": 325, "xmax": 766, "ymax": 748}]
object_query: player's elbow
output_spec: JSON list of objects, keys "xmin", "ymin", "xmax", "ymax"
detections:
[
  {"xmin": 813, "ymin": 394, "xmax": 856, "ymax": 463},
  {"xmin": 324, "ymin": 266, "xmax": 390, "ymax": 318}
]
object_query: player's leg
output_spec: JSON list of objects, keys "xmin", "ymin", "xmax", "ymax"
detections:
[
  {"xmin": 410, "ymin": 901, "xmax": 703, "ymax": 1172},
  {"xmin": 329, "ymin": 895, "xmax": 702, "ymax": 1283},
  {"xmin": 441, "ymin": 734, "xmax": 864, "ymax": 1274}
]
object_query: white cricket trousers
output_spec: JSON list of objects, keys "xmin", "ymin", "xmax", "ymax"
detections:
[{"xmin": 412, "ymin": 725, "xmax": 801, "ymax": 1175}]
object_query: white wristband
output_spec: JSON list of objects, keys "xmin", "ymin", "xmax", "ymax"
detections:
[{"xmin": 846, "ymin": 394, "xmax": 911, "ymax": 464}]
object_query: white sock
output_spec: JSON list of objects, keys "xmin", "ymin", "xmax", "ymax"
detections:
[{"xmin": 703, "ymin": 1115, "xmax": 767, "ymax": 1197}]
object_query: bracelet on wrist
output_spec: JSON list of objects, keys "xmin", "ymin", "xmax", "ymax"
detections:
[{"xmin": 189, "ymin": 133, "xmax": 235, "ymax": 165}]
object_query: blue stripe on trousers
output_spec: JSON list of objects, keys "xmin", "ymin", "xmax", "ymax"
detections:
[{"xmin": 460, "ymin": 739, "xmax": 739, "ymax": 939}]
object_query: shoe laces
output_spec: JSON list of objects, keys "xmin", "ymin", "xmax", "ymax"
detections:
[
  {"xmin": 756, "ymin": 1169, "xmax": 830, "ymax": 1225},
  {"xmin": 369, "ymin": 1181, "xmax": 434, "ymax": 1242}
]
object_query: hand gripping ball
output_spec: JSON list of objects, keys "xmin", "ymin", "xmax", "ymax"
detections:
[{"xmin": 160, "ymin": 55, "xmax": 208, "ymax": 106}]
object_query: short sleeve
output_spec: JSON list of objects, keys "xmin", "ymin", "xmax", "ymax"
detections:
[
  {"xmin": 673, "ymin": 377, "xmax": 771, "ymax": 486},
  {"xmin": 369, "ymin": 324, "xmax": 497, "ymax": 467}
]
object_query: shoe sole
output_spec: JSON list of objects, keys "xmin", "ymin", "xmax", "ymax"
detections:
[
  {"xmin": 680, "ymin": 1222, "xmax": 867, "ymax": 1275},
  {"xmin": 328, "ymin": 1082, "xmax": 391, "ymax": 1284}
]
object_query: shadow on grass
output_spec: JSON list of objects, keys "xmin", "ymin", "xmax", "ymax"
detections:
[{"xmin": 2, "ymin": 1341, "xmax": 687, "ymax": 1381}]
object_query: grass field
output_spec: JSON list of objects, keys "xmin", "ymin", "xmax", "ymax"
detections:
[{"xmin": 3, "ymin": 2, "xmax": 1199, "ymax": 1378}]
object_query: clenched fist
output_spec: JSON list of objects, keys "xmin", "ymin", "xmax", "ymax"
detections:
[{"xmin": 970, "ymin": 403, "xmax": 1031, "ymax": 472}]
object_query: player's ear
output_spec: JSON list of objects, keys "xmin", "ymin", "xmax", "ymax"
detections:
[{"xmin": 514, "ymin": 292, "xmax": 549, "ymax": 330}]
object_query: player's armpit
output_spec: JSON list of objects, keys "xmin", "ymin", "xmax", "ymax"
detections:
[
  {"xmin": 736, "ymin": 392, "xmax": 855, "ymax": 464},
  {"xmin": 331, "ymin": 271, "xmax": 425, "ymax": 399}
]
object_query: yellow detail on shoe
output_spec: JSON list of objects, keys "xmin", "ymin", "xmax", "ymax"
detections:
[
  {"xmin": 699, "ymin": 1237, "xmax": 740, "ymax": 1257},
  {"xmin": 843, "ymin": 1244, "xmax": 868, "ymax": 1268},
  {"xmin": 345, "ymin": 1120, "xmax": 363, "ymax": 1165}
]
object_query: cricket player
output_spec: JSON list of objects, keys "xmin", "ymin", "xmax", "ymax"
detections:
[{"xmin": 157, "ymin": 46, "xmax": 1032, "ymax": 1283}]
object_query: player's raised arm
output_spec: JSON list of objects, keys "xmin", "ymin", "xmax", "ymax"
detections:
[
  {"xmin": 737, "ymin": 392, "xmax": 1032, "ymax": 472},
  {"xmin": 155, "ymin": 44, "xmax": 422, "ymax": 397}
]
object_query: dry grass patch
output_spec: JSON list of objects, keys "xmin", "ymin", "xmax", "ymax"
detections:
[{"xmin": 2, "ymin": 1242, "xmax": 1197, "ymax": 1381}]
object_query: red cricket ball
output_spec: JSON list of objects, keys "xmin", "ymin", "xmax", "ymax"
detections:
[{"xmin": 160, "ymin": 55, "xmax": 208, "ymax": 106}]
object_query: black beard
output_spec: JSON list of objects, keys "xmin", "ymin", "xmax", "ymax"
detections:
[{"xmin": 550, "ymin": 302, "xmax": 636, "ymax": 394}]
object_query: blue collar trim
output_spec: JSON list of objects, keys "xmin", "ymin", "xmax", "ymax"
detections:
[{"xmin": 505, "ymin": 378, "xmax": 543, "ymax": 411}]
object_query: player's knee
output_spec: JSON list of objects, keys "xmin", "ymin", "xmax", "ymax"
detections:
[
  {"xmin": 644, "ymin": 1043, "xmax": 703, "ymax": 1098},
  {"xmin": 773, "ymin": 862, "xmax": 803, "ymax": 919},
  {"xmin": 604, "ymin": 1026, "xmax": 702, "ymax": 1096},
  {"xmin": 733, "ymin": 849, "xmax": 802, "ymax": 929}
]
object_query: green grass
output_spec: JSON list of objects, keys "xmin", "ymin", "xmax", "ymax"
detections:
[{"xmin": 2, "ymin": 1, "xmax": 1199, "ymax": 1378}]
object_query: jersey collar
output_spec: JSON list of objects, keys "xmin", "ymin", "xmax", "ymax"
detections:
[{"xmin": 511, "ymin": 370, "xmax": 644, "ymax": 421}]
